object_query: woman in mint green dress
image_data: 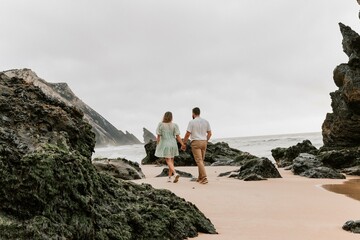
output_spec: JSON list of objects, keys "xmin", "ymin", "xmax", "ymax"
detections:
[{"xmin": 155, "ymin": 111, "xmax": 185, "ymax": 183}]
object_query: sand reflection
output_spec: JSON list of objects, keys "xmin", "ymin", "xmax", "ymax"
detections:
[{"xmin": 323, "ymin": 179, "xmax": 360, "ymax": 201}]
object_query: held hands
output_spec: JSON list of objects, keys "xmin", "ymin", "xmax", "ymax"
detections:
[{"xmin": 180, "ymin": 143, "xmax": 186, "ymax": 151}]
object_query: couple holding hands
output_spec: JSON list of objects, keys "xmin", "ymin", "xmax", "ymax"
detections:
[{"xmin": 155, "ymin": 107, "xmax": 212, "ymax": 184}]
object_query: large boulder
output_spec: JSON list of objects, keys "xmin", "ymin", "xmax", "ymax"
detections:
[
  {"xmin": 318, "ymin": 147, "xmax": 360, "ymax": 169},
  {"xmin": 292, "ymin": 153, "xmax": 322, "ymax": 175},
  {"xmin": 0, "ymin": 73, "xmax": 216, "ymax": 239},
  {"xmin": 292, "ymin": 154, "xmax": 345, "ymax": 179},
  {"xmin": 219, "ymin": 158, "xmax": 282, "ymax": 181},
  {"xmin": 142, "ymin": 140, "xmax": 257, "ymax": 166},
  {"xmin": 271, "ymin": 140, "xmax": 318, "ymax": 168},
  {"xmin": 92, "ymin": 158, "xmax": 145, "ymax": 180}
]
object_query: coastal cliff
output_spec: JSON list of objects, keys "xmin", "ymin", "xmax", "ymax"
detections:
[{"xmin": 3, "ymin": 69, "xmax": 140, "ymax": 147}]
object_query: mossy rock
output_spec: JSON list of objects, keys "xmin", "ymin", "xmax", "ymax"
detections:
[{"xmin": 0, "ymin": 73, "xmax": 216, "ymax": 239}]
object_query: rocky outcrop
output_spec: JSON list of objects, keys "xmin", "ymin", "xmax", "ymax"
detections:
[
  {"xmin": 292, "ymin": 154, "xmax": 345, "ymax": 179},
  {"xmin": 318, "ymin": 147, "xmax": 360, "ymax": 169},
  {"xmin": 3, "ymin": 69, "xmax": 141, "ymax": 147},
  {"xmin": 142, "ymin": 140, "xmax": 257, "ymax": 166},
  {"xmin": 143, "ymin": 127, "xmax": 156, "ymax": 143},
  {"xmin": 271, "ymin": 141, "xmax": 347, "ymax": 179},
  {"xmin": 271, "ymin": 140, "xmax": 318, "ymax": 168},
  {"xmin": 92, "ymin": 158, "xmax": 145, "ymax": 180},
  {"xmin": 218, "ymin": 158, "xmax": 282, "ymax": 181},
  {"xmin": 322, "ymin": 23, "xmax": 360, "ymax": 147},
  {"xmin": 323, "ymin": 8, "xmax": 360, "ymax": 233},
  {"xmin": 0, "ymin": 73, "xmax": 216, "ymax": 239},
  {"xmin": 318, "ymin": 20, "xmax": 360, "ymax": 178}
]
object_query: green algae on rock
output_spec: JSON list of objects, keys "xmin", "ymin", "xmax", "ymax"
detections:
[{"xmin": 0, "ymin": 73, "xmax": 216, "ymax": 239}]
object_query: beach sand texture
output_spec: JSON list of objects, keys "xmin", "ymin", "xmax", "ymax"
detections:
[{"xmin": 134, "ymin": 166, "xmax": 360, "ymax": 240}]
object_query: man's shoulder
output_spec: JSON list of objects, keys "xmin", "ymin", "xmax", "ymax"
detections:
[{"xmin": 199, "ymin": 117, "xmax": 209, "ymax": 123}]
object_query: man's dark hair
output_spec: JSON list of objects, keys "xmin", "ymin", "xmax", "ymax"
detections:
[{"xmin": 192, "ymin": 107, "xmax": 200, "ymax": 115}]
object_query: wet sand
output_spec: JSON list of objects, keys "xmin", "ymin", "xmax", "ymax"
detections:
[
  {"xmin": 133, "ymin": 166, "xmax": 360, "ymax": 240},
  {"xmin": 323, "ymin": 179, "xmax": 360, "ymax": 202}
]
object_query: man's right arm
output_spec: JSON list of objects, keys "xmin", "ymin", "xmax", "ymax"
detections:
[
  {"xmin": 207, "ymin": 131, "xmax": 212, "ymax": 141},
  {"xmin": 183, "ymin": 131, "xmax": 191, "ymax": 144}
]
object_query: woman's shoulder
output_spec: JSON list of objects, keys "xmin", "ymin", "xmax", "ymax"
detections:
[{"xmin": 156, "ymin": 122, "xmax": 163, "ymax": 129}]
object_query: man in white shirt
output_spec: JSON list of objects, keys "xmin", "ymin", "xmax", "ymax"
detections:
[{"xmin": 182, "ymin": 107, "xmax": 212, "ymax": 184}]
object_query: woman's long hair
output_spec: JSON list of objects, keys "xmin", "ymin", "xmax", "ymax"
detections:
[{"xmin": 162, "ymin": 111, "xmax": 173, "ymax": 123}]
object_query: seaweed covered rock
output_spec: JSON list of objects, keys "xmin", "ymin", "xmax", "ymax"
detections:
[
  {"xmin": 0, "ymin": 73, "xmax": 216, "ymax": 239},
  {"xmin": 271, "ymin": 140, "xmax": 318, "ymax": 168},
  {"xmin": 142, "ymin": 140, "xmax": 257, "ymax": 166},
  {"xmin": 219, "ymin": 158, "xmax": 282, "ymax": 181},
  {"xmin": 92, "ymin": 158, "xmax": 145, "ymax": 180}
]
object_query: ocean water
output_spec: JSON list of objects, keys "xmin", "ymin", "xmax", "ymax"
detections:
[{"xmin": 93, "ymin": 132, "xmax": 323, "ymax": 164}]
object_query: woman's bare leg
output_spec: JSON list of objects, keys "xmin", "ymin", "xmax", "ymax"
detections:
[
  {"xmin": 165, "ymin": 158, "xmax": 175, "ymax": 177},
  {"xmin": 171, "ymin": 158, "xmax": 180, "ymax": 183}
]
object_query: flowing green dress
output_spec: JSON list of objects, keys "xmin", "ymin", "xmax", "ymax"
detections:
[{"xmin": 155, "ymin": 122, "xmax": 180, "ymax": 158}]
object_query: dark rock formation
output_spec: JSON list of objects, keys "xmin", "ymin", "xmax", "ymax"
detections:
[
  {"xmin": 0, "ymin": 73, "xmax": 216, "ymax": 239},
  {"xmin": 342, "ymin": 166, "xmax": 360, "ymax": 175},
  {"xmin": 318, "ymin": 147, "xmax": 360, "ymax": 169},
  {"xmin": 219, "ymin": 158, "xmax": 282, "ymax": 181},
  {"xmin": 292, "ymin": 154, "xmax": 345, "ymax": 179},
  {"xmin": 92, "ymin": 158, "xmax": 145, "ymax": 180},
  {"xmin": 301, "ymin": 167, "xmax": 346, "ymax": 179},
  {"xmin": 292, "ymin": 153, "xmax": 322, "ymax": 175},
  {"xmin": 271, "ymin": 140, "xmax": 318, "ymax": 168},
  {"xmin": 322, "ymin": 23, "xmax": 360, "ymax": 147},
  {"xmin": 3, "ymin": 69, "xmax": 141, "ymax": 147},
  {"xmin": 271, "ymin": 140, "xmax": 347, "ymax": 179},
  {"xmin": 343, "ymin": 220, "xmax": 360, "ymax": 233},
  {"xmin": 317, "ymin": 19, "xmax": 360, "ymax": 180},
  {"xmin": 143, "ymin": 127, "xmax": 156, "ymax": 143},
  {"xmin": 156, "ymin": 168, "xmax": 194, "ymax": 178},
  {"xmin": 142, "ymin": 140, "xmax": 257, "ymax": 166}
]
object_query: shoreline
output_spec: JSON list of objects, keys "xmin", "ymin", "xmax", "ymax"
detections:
[{"xmin": 133, "ymin": 165, "xmax": 360, "ymax": 240}]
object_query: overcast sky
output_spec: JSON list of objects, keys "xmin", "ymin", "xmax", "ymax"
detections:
[{"xmin": 1, "ymin": 1, "xmax": 360, "ymax": 140}]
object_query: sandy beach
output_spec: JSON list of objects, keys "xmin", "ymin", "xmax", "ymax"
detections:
[{"xmin": 133, "ymin": 165, "xmax": 360, "ymax": 240}]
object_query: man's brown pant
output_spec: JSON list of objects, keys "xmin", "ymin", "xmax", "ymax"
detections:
[{"xmin": 191, "ymin": 140, "xmax": 208, "ymax": 181}]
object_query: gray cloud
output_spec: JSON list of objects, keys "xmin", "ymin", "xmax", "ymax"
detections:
[{"xmin": 1, "ymin": 0, "xmax": 359, "ymax": 139}]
